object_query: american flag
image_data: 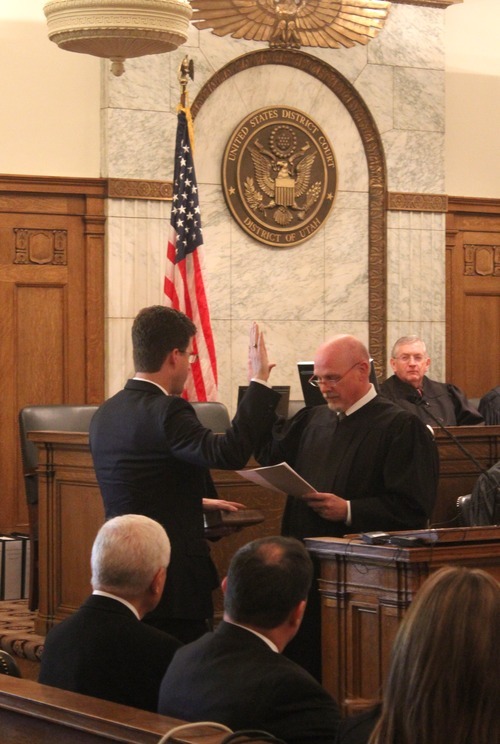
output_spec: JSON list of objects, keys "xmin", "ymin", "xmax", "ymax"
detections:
[{"xmin": 164, "ymin": 108, "xmax": 218, "ymax": 401}]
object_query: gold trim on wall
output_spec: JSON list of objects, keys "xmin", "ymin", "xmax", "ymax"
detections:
[
  {"xmin": 108, "ymin": 178, "xmax": 173, "ymax": 200},
  {"xmin": 192, "ymin": 49, "xmax": 388, "ymax": 379},
  {"xmin": 387, "ymin": 192, "xmax": 448, "ymax": 212}
]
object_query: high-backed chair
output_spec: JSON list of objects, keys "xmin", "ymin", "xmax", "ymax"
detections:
[
  {"xmin": 18, "ymin": 405, "xmax": 100, "ymax": 610},
  {"xmin": 456, "ymin": 494, "xmax": 472, "ymax": 526},
  {"xmin": 192, "ymin": 401, "xmax": 231, "ymax": 433}
]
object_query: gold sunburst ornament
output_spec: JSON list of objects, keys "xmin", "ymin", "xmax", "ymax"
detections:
[{"xmin": 191, "ymin": 0, "xmax": 391, "ymax": 51}]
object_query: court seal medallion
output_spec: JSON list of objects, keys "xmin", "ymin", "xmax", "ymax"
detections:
[{"xmin": 222, "ymin": 106, "xmax": 337, "ymax": 247}]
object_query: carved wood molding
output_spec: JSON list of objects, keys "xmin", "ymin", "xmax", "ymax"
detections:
[
  {"xmin": 191, "ymin": 49, "xmax": 388, "ymax": 379},
  {"xmin": 108, "ymin": 178, "xmax": 173, "ymax": 200},
  {"xmin": 464, "ymin": 244, "xmax": 500, "ymax": 277},
  {"xmin": 387, "ymin": 192, "xmax": 448, "ymax": 212},
  {"xmin": 448, "ymin": 196, "xmax": 500, "ymax": 215},
  {"xmin": 14, "ymin": 228, "xmax": 68, "ymax": 265}
]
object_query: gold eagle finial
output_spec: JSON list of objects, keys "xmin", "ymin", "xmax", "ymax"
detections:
[{"xmin": 191, "ymin": 0, "xmax": 391, "ymax": 51}]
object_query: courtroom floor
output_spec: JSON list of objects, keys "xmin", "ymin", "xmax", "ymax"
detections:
[{"xmin": 0, "ymin": 598, "xmax": 44, "ymax": 680}]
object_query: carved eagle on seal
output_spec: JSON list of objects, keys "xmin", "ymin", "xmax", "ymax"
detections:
[
  {"xmin": 245, "ymin": 139, "xmax": 321, "ymax": 226},
  {"xmin": 190, "ymin": 0, "xmax": 391, "ymax": 50}
]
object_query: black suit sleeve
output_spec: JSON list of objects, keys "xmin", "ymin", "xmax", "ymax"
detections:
[{"xmin": 165, "ymin": 382, "xmax": 281, "ymax": 469}]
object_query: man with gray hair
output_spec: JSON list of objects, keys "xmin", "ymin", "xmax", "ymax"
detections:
[
  {"xmin": 39, "ymin": 515, "xmax": 181, "ymax": 711},
  {"xmin": 381, "ymin": 335, "xmax": 483, "ymax": 426}
]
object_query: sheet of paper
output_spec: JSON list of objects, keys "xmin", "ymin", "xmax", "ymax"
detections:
[{"xmin": 236, "ymin": 462, "xmax": 317, "ymax": 497}]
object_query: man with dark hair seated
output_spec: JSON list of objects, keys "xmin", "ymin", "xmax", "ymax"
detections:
[
  {"xmin": 39, "ymin": 514, "xmax": 181, "ymax": 711},
  {"xmin": 158, "ymin": 536, "xmax": 341, "ymax": 744}
]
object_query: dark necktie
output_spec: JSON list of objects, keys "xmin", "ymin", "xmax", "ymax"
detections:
[{"xmin": 337, "ymin": 411, "xmax": 346, "ymax": 422}]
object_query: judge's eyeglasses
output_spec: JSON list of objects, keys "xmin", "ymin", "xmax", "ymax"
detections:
[{"xmin": 309, "ymin": 361, "xmax": 362, "ymax": 388}]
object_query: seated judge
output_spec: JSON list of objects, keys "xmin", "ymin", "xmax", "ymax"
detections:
[
  {"xmin": 479, "ymin": 385, "xmax": 500, "ymax": 424},
  {"xmin": 39, "ymin": 514, "xmax": 181, "ymax": 711},
  {"xmin": 158, "ymin": 536, "xmax": 341, "ymax": 744},
  {"xmin": 380, "ymin": 335, "xmax": 483, "ymax": 426}
]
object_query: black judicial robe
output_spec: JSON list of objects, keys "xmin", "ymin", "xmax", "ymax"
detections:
[
  {"xmin": 257, "ymin": 396, "xmax": 439, "ymax": 680},
  {"xmin": 258, "ymin": 396, "xmax": 439, "ymax": 539},
  {"xmin": 380, "ymin": 375, "xmax": 484, "ymax": 427}
]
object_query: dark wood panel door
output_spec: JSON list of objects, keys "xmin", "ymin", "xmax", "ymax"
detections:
[
  {"xmin": 0, "ymin": 176, "xmax": 105, "ymax": 534},
  {"xmin": 446, "ymin": 198, "xmax": 500, "ymax": 398}
]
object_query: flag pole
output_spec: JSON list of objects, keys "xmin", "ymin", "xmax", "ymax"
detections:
[
  {"xmin": 165, "ymin": 55, "xmax": 218, "ymax": 401},
  {"xmin": 177, "ymin": 55, "xmax": 195, "ymax": 149},
  {"xmin": 178, "ymin": 54, "xmax": 194, "ymax": 109}
]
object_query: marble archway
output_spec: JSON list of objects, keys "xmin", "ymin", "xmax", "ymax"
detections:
[{"xmin": 192, "ymin": 49, "xmax": 387, "ymax": 376}]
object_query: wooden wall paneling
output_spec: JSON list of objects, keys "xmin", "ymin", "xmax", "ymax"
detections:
[
  {"xmin": 446, "ymin": 197, "xmax": 500, "ymax": 397},
  {"xmin": 0, "ymin": 176, "xmax": 105, "ymax": 535}
]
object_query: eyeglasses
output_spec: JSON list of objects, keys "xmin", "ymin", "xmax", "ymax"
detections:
[
  {"xmin": 180, "ymin": 350, "xmax": 198, "ymax": 364},
  {"xmin": 309, "ymin": 361, "xmax": 362, "ymax": 388},
  {"xmin": 394, "ymin": 354, "xmax": 427, "ymax": 363}
]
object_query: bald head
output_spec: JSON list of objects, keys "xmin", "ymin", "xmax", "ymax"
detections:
[{"xmin": 313, "ymin": 335, "xmax": 371, "ymax": 412}]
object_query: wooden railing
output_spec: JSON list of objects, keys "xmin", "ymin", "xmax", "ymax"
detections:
[{"xmin": 0, "ymin": 674, "xmax": 227, "ymax": 744}]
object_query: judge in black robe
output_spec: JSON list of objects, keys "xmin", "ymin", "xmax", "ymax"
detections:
[
  {"xmin": 267, "ymin": 396, "xmax": 438, "ymax": 541},
  {"xmin": 257, "ymin": 335, "xmax": 439, "ymax": 680},
  {"xmin": 380, "ymin": 374, "xmax": 484, "ymax": 427},
  {"xmin": 381, "ymin": 334, "xmax": 483, "ymax": 426}
]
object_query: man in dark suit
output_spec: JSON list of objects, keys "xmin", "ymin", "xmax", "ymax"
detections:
[
  {"xmin": 380, "ymin": 335, "xmax": 483, "ymax": 426},
  {"xmin": 89, "ymin": 306, "xmax": 279, "ymax": 643},
  {"xmin": 39, "ymin": 514, "xmax": 181, "ymax": 711},
  {"xmin": 158, "ymin": 536, "xmax": 341, "ymax": 744}
]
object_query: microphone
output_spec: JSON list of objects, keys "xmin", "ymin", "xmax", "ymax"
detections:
[
  {"xmin": 407, "ymin": 393, "xmax": 486, "ymax": 473},
  {"xmin": 407, "ymin": 393, "xmax": 499, "ymax": 525}
]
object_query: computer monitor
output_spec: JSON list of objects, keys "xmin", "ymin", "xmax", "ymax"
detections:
[
  {"xmin": 238, "ymin": 385, "xmax": 291, "ymax": 418},
  {"xmin": 297, "ymin": 362, "xmax": 325, "ymax": 407}
]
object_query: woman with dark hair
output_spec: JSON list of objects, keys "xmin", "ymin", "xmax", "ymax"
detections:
[{"xmin": 336, "ymin": 566, "xmax": 500, "ymax": 744}]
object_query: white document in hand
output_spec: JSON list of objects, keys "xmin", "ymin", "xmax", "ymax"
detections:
[{"xmin": 235, "ymin": 462, "xmax": 317, "ymax": 497}]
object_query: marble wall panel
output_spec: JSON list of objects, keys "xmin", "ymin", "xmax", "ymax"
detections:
[
  {"xmin": 230, "ymin": 225, "xmax": 326, "ymax": 322},
  {"xmin": 324, "ymin": 196, "xmax": 369, "ymax": 322},
  {"xmin": 210, "ymin": 318, "xmax": 232, "ymax": 410},
  {"xmin": 356, "ymin": 64, "xmax": 394, "ymax": 135},
  {"xmin": 230, "ymin": 319, "xmax": 327, "ymax": 407},
  {"xmin": 106, "ymin": 317, "xmax": 135, "ymax": 395},
  {"xmin": 101, "ymin": 3, "xmax": 448, "ymax": 405},
  {"xmin": 368, "ymin": 5, "xmax": 444, "ymax": 71},
  {"xmin": 103, "ymin": 53, "xmax": 171, "ymax": 111},
  {"xmin": 383, "ymin": 130, "xmax": 445, "ymax": 192},
  {"xmin": 386, "ymin": 209, "xmax": 445, "ymax": 381},
  {"xmin": 394, "ymin": 68, "xmax": 445, "ymax": 132},
  {"xmin": 103, "ymin": 108, "xmax": 176, "ymax": 179},
  {"xmin": 197, "ymin": 183, "xmax": 232, "ymax": 318}
]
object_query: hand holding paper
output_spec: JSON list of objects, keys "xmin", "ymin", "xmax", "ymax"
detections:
[{"xmin": 235, "ymin": 462, "xmax": 317, "ymax": 498}]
